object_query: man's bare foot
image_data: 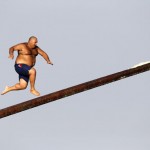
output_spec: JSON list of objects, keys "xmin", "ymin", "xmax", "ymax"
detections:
[
  {"xmin": 1, "ymin": 86, "xmax": 10, "ymax": 95},
  {"xmin": 30, "ymin": 89, "xmax": 40, "ymax": 96}
]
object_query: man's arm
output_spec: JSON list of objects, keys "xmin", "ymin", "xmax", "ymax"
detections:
[
  {"xmin": 9, "ymin": 44, "xmax": 21, "ymax": 59},
  {"xmin": 37, "ymin": 47, "xmax": 53, "ymax": 65}
]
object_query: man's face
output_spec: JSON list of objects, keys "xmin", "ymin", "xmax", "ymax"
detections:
[{"xmin": 30, "ymin": 38, "xmax": 38, "ymax": 48}]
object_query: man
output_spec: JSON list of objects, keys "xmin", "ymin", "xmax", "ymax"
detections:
[{"xmin": 1, "ymin": 36, "xmax": 53, "ymax": 96}]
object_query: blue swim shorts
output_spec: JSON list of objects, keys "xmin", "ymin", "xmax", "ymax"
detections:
[{"xmin": 14, "ymin": 64, "xmax": 32, "ymax": 83}]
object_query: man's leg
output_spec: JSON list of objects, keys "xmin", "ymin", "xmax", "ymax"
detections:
[
  {"xmin": 28, "ymin": 68, "xmax": 40, "ymax": 96},
  {"xmin": 1, "ymin": 79, "xmax": 28, "ymax": 95}
]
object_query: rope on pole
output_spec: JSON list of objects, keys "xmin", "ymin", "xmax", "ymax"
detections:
[{"xmin": 0, "ymin": 63, "xmax": 150, "ymax": 119}]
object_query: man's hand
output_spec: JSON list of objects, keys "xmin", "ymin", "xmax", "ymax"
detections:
[
  {"xmin": 47, "ymin": 61, "xmax": 53, "ymax": 65},
  {"xmin": 8, "ymin": 54, "xmax": 14, "ymax": 59}
]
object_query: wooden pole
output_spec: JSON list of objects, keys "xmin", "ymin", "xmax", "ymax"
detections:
[{"xmin": 0, "ymin": 63, "xmax": 150, "ymax": 119}]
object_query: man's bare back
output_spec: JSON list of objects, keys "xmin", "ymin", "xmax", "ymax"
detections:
[{"xmin": 1, "ymin": 36, "xmax": 53, "ymax": 96}]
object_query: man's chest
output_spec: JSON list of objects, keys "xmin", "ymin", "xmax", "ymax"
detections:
[{"xmin": 21, "ymin": 47, "xmax": 38, "ymax": 56}]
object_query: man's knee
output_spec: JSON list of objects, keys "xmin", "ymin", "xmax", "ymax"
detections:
[
  {"xmin": 29, "ymin": 68, "xmax": 36, "ymax": 75},
  {"xmin": 20, "ymin": 84, "xmax": 27, "ymax": 89}
]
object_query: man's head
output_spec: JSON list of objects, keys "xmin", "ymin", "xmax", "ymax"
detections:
[{"xmin": 28, "ymin": 36, "xmax": 38, "ymax": 48}]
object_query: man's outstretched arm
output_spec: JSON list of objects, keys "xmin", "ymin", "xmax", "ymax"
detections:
[{"xmin": 37, "ymin": 47, "xmax": 53, "ymax": 65}]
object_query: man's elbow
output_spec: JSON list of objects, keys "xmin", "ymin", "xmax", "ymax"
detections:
[
  {"xmin": 9, "ymin": 47, "xmax": 15, "ymax": 54},
  {"xmin": 9, "ymin": 47, "xmax": 14, "ymax": 51}
]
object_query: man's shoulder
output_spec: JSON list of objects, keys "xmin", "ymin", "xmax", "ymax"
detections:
[
  {"xmin": 20, "ymin": 42, "xmax": 27, "ymax": 46},
  {"xmin": 12, "ymin": 42, "xmax": 25, "ymax": 49},
  {"xmin": 16, "ymin": 42, "xmax": 27, "ymax": 47}
]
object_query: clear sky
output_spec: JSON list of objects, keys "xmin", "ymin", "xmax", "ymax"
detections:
[{"xmin": 0, "ymin": 0, "xmax": 150, "ymax": 150}]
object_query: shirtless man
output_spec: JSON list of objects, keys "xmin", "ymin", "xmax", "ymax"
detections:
[{"xmin": 1, "ymin": 36, "xmax": 53, "ymax": 96}]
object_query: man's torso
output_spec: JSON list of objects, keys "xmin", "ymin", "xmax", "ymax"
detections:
[{"xmin": 15, "ymin": 43, "xmax": 38, "ymax": 66}]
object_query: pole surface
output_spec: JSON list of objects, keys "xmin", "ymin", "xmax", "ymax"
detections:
[{"xmin": 0, "ymin": 63, "xmax": 150, "ymax": 119}]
